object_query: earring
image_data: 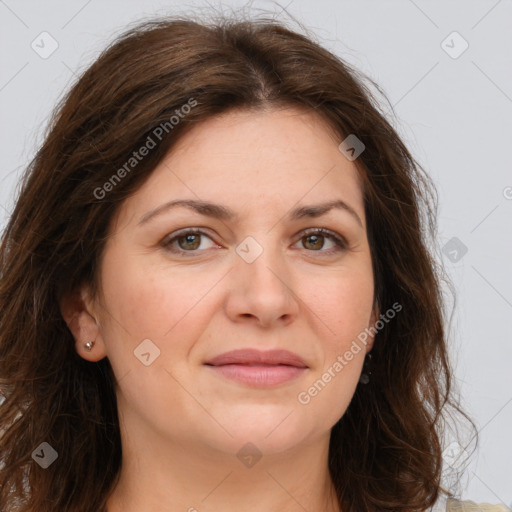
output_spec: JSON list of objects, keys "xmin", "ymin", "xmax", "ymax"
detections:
[
  {"xmin": 359, "ymin": 353, "xmax": 373, "ymax": 384},
  {"xmin": 84, "ymin": 340, "xmax": 95, "ymax": 352}
]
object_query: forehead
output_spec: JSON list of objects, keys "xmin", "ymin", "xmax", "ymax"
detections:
[{"xmin": 115, "ymin": 106, "xmax": 365, "ymax": 228}]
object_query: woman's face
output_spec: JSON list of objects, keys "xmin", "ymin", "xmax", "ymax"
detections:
[{"xmin": 74, "ymin": 106, "xmax": 378, "ymax": 456}]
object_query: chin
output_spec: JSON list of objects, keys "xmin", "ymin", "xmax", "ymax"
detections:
[{"xmin": 204, "ymin": 410, "xmax": 313, "ymax": 454}]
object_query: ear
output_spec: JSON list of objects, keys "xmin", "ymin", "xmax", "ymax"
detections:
[
  {"xmin": 59, "ymin": 283, "xmax": 107, "ymax": 362},
  {"xmin": 365, "ymin": 300, "xmax": 380, "ymax": 354}
]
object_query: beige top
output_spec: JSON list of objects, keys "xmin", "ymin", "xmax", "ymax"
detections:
[{"xmin": 446, "ymin": 498, "xmax": 511, "ymax": 511}]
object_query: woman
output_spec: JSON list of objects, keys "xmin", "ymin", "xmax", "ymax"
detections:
[{"xmin": 0, "ymin": 14, "xmax": 508, "ymax": 512}]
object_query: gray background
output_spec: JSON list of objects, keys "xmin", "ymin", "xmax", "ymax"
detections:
[{"xmin": 1, "ymin": 0, "xmax": 511, "ymax": 505}]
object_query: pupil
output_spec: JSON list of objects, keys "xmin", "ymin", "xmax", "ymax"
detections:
[
  {"xmin": 306, "ymin": 234, "xmax": 323, "ymax": 250},
  {"xmin": 180, "ymin": 234, "xmax": 200, "ymax": 250}
]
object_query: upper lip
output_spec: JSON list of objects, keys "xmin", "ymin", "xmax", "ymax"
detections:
[{"xmin": 204, "ymin": 349, "xmax": 308, "ymax": 368}]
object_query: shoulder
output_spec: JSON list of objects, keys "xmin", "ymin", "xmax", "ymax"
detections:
[{"xmin": 446, "ymin": 498, "xmax": 512, "ymax": 511}]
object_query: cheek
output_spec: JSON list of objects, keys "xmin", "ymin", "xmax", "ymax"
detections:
[
  {"xmin": 303, "ymin": 263, "xmax": 374, "ymax": 349},
  {"xmin": 96, "ymin": 252, "xmax": 220, "ymax": 416},
  {"xmin": 304, "ymin": 263, "xmax": 374, "ymax": 423},
  {"xmin": 99, "ymin": 251, "xmax": 215, "ymax": 339},
  {"xmin": 296, "ymin": 272, "xmax": 372, "ymax": 428},
  {"xmin": 98, "ymin": 249, "xmax": 223, "ymax": 357}
]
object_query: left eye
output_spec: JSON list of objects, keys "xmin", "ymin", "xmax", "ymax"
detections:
[
  {"xmin": 293, "ymin": 228, "xmax": 347, "ymax": 254},
  {"xmin": 162, "ymin": 228, "xmax": 347, "ymax": 256}
]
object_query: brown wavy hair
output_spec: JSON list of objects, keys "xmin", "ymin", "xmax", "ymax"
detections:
[{"xmin": 0, "ymin": 14, "xmax": 477, "ymax": 512}]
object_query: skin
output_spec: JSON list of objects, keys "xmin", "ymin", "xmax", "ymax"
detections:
[{"xmin": 61, "ymin": 106, "xmax": 379, "ymax": 512}]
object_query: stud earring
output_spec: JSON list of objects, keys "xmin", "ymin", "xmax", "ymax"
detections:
[
  {"xmin": 84, "ymin": 340, "xmax": 95, "ymax": 352},
  {"xmin": 359, "ymin": 352, "xmax": 373, "ymax": 384}
]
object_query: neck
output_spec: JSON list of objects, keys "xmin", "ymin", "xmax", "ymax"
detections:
[{"xmin": 106, "ymin": 417, "xmax": 341, "ymax": 512}]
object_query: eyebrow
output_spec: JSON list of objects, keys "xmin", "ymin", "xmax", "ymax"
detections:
[{"xmin": 138, "ymin": 198, "xmax": 363, "ymax": 227}]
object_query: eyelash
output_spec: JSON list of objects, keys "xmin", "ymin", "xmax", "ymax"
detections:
[{"xmin": 161, "ymin": 227, "xmax": 348, "ymax": 257}]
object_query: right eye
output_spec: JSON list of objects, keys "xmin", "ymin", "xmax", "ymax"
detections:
[{"xmin": 161, "ymin": 229, "xmax": 221, "ymax": 256}]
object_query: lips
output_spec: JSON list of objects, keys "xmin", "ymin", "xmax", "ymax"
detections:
[
  {"xmin": 204, "ymin": 348, "xmax": 308, "ymax": 368},
  {"xmin": 204, "ymin": 349, "xmax": 308, "ymax": 387}
]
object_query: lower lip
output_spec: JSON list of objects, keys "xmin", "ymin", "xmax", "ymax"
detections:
[{"xmin": 206, "ymin": 364, "xmax": 306, "ymax": 387}]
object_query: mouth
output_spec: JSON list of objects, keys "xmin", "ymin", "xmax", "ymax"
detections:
[{"xmin": 204, "ymin": 349, "xmax": 308, "ymax": 387}]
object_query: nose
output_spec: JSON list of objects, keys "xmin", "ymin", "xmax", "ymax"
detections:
[{"xmin": 224, "ymin": 239, "xmax": 300, "ymax": 328}]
